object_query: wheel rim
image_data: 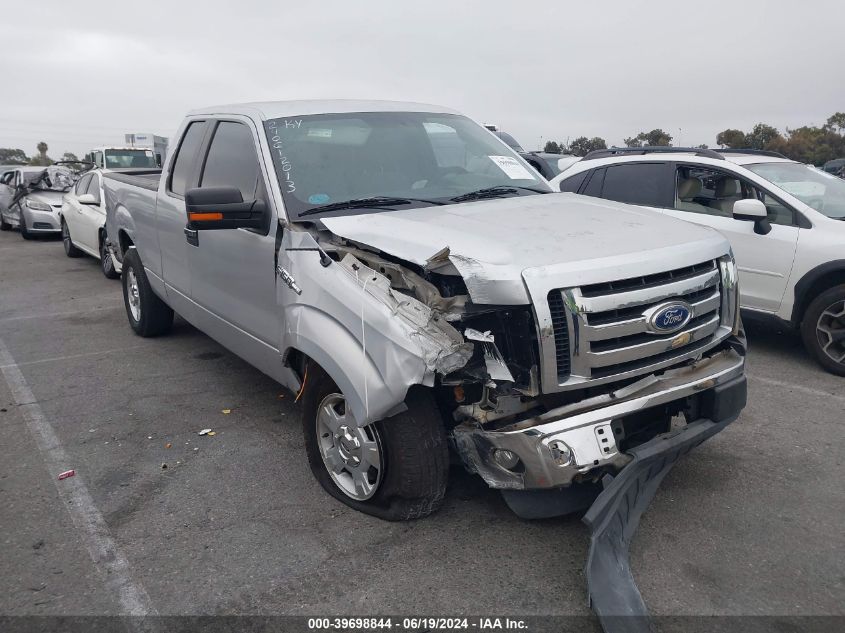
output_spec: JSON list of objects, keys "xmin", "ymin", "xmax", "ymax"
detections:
[
  {"xmin": 62, "ymin": 222, "xmax": 70, "ymax": 252},
  {"xmin": 101, "ymin": 242, "xmax": 112, "ymax": 273},
  {"xmin": 315, "ymin": 393, "xmax": 383, "ymax": 501},
  {"xmin": 816, "ymin": 299, "xmax": 845, "ymax": 365},
  {"xmin": 126, "ymin": 269, "xmax": 141, "ymax": 321}
]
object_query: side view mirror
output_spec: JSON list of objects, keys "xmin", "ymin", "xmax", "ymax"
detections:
[
  {"xmin": 77, "ymin": 193, "xmax": 98, "ymax": 205},
  {"xmin": 185, "ymin": 186, "xmax": 266, "ymax": 231},
  {"xmin": 733, "ymin": 198, "xmax": 771, "ymax": 235}
]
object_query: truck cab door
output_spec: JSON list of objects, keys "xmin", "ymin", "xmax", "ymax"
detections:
[
  {"xmin": 155, "ymin": 120, "xmax": 209, "ymax": 319},
  {"xmin": 183, "ymin": 119, "xmax": 285, "ymax": 382}
]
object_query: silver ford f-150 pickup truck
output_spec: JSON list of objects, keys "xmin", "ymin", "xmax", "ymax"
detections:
[{"xmin": 104, "ymin": 101, "xmax": 746, "ymax": 531}]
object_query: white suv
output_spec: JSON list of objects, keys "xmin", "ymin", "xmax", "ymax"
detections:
[{"xmin": 550, "ymin": 148, "xmax": 845, "ymax": 375}]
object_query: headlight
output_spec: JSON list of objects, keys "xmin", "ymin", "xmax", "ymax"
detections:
[
  {"xmin": 718, "ymin": 252, "xmax": 741, "ymax": 334},
  {"xmin": 24, "ymin": 199, "xmax": 52, "ymax": 212}
]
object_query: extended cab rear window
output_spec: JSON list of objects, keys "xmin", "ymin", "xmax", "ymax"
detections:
[{"xmin": 169, "ymin": 122, "xmax": 206, "ymax": 196}]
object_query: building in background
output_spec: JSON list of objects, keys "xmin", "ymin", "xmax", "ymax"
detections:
[{"xmin": 124, "ymin": 133, "xmax": 169, "ymax": 167}]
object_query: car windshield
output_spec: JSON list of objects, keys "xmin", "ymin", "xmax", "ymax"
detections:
[
  {"xmin": 104, "ymin": 149, "xmax": 156, "ymax": 169},
  {"xmin": 747, "ymin": 162, "xmax": 845, "ymax": 219},
  {"xmin": 22, "ymin": 166, "xmax": 77, "ymax": 193},
  {"xmin": 263, "ymin": 111, "xmax": 549, "ymax": 220}
]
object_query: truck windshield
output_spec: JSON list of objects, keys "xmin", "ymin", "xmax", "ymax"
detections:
[
  {"xmin": 746, "ymin": 162, "xmax": 845, "ymax": 219},
  {"xmin": 104, "ymin": 150, "xmax": 156, "ymax": 169},
  {"xmin": 263, "ymin": 112, "xmax": 550, "ymax": 220}
]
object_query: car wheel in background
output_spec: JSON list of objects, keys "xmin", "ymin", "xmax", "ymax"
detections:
[
  {"xmin": 121, "ymin": 248, "xmax": 173, "ymax": 337},
  {"xmin": 20, "ymin": 215, "xmax": 33, "ymax": 240},
  {"xmin": 301, "ymin": 362, "xmax": 449, "ymax": 521},
  {"xmin": 100, "ymin": 235, "xmax": 120, "ymax": 279},
  {"xmin": 62, "ymin": 220, "xmax": 83, "ymax": 257},
  {"xmin": 801, "ymin": 284, "xmax": 845, "ymax": 376}
]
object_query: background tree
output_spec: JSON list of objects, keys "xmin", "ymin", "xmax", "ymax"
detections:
[
  {"xmin": 0, "ymin": 148, "xmax": 30, "ymax": 164},
  {"xmin": 543, "ymin": 140, "xmax": 562, "ymax": 154},
  {"xmin": 29, "ymin": 142, "xmax": 52, "ymax": 166},
  {"xmin": 568, "ymin": 136, "xmax": 607, "ymax": 156},
  {"xmin": 716, "ymin": 129, "xmax": 747, "ymax": 148},
  {"xmin": 823, "ymin": 112, "xmax": 845, "ymax": 134},
  {"xmin": 624, "ymin": 129, "xmax": 673, "ymax": 147},
  {"xmin": 745, "ymin": 123, "xmax": 783, "ymax": 150},
  {"xmin": 61, "ymin": 152, "xmax": 79, "ymax": 162},
  {"xmin": 714, "ymin": 115, "xmax": 845, "ymax": 165}
]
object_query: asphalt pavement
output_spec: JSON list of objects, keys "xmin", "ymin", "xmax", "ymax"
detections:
[{"xmin": 0, "ymin": 229, "xmax": 842, "ymax": 624}]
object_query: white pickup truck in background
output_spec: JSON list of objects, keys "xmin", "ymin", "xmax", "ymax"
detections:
[{"xmin": 104, "ymin": 100, "xmax": 748, "ymax": 621}]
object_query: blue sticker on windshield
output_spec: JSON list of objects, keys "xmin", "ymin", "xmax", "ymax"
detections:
[{"xmin": 308, "ymin": 193, "xmax": 330, "ymax": 204}]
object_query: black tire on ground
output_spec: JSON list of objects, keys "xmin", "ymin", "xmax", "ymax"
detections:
[
  {"xmin": 100, "ymin": 234, "xmax": 120, "ymax": 279},
  {"xmin": 0, "ymin": 214, "xmax": 10, "ymax": 231},
  {"xmin": 301, "ymin": 362, "xmax": 449, "ymax": 521},
  {"xmin": 62, "ymin": 220, "xmax": 83, "ymax": 257},
  {"xmin": 121, "ymin": 248, "xmax": 173, "ymax": 337},
  {"xmin": 20, "ymin": 214, "xmax": 33, "ymax": 240},
  {"xmin": 800, "ymin": 284, "xmax": 845, "ymax": 376}
]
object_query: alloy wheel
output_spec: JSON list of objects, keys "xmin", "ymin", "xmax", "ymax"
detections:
[
  {"xmin": 816, "ymin": 299, "xmax": 845, "ymax": 365},
  {"xmin": 315, "ymin": 393, "xmax": 383, "ymax": 501},
  {"xmin": 126, "ymin": 269, "xmax": 141, "ymax": 322}
]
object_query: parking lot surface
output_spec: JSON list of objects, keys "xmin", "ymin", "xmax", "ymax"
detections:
[{"xmin": 1, "ymin": 229, "xmax": 843, "ymax": 621}]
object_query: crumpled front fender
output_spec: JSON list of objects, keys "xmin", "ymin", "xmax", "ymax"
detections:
[{"xmin": 279, "ymin": 231, "xmax": 472, "ymax": 424}]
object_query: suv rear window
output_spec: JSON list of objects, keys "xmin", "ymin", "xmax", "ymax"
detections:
[{"xmin": 601, "ymin": 163, "xmax": 666, "ymax": 206}]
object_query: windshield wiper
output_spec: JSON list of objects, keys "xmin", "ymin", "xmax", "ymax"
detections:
[
  {"xmin": 299, "ymin": 196, "xmax": 445, "ymax": 217},
  {"xmin": 450, "ymin": 185, "xmax": 549, "ymax": 203}
]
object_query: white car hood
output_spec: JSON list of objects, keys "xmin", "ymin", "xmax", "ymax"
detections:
[{"xmin": 321, "ymin": 193, "xmax": 729, "ymax": 304}]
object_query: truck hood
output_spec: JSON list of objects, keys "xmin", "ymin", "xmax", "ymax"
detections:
[{"xmin": 321, "ymin": 193, "xmax": 730, "ymax": 304}]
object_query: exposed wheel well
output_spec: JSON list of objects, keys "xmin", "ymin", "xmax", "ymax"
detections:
[
  {"xmin": 793, "ymin": 264, "xmax": 845, "ymax": 325},
  {"xmin": 118, "ymin": 230, "xmax": 134, "ymax": 255}
]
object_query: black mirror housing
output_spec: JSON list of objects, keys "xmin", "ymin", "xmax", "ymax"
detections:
[{"xmin": 185, "ymin": 187, "xmax": 266, "ymax": 231}]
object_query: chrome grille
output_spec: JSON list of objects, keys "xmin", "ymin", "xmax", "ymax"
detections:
[{"xmin": 550, "ymin": 260, "xmax": 724, "ymax": 383}]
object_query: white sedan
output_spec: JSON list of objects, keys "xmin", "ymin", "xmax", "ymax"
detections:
[{"xmin": 60, "ymin": 169, "xmax": 120, "ymax": 278}]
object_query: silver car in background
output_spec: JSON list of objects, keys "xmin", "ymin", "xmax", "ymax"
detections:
[{"xmin": 0, "ymin": 163, "xmax": 87, "ymax": 239}]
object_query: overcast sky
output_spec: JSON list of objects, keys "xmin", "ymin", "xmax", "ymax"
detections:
[{"xmin": 1, "ymin": 0, "xmax": 843, "ymax": 158}]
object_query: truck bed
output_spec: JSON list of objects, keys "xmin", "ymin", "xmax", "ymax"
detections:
[{"xmin": 103, "ymin": 168, "xmax": 162, "ymax": 192}]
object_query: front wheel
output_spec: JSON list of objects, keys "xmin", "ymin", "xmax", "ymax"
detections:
[
  {"xmin": 20, "ymin": 213, "xmax": 33, "ymax": 240},
  {"xmin": 801, "ymin": 284, "xmax": 845, "ymax": 376},
  {"xmin": 62, "ymin": 220, "xmax": 83, "ymax": 257},
  {"xmin": 0, "ymin": 214, "xmax": 10, "ymax": 231},
  {"xmin": 100, "ymin": 236, "xmax": 120, "ymax": 279},
  {"xmin": 121, "ymin": 248, "xmax": 173, "ymax": 337},
  {"xmin": 301, "ymin": 363, "xmax": 449, "ymax": 521}
]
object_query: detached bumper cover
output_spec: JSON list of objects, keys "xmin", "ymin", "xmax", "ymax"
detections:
[{"xmin": 583, "ymin": 375, "xmax": 746, "ymax": 633}]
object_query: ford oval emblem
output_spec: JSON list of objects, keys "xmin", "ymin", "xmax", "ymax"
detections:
[{"xmin": 646, "ymin": 301, "xmax": 693, "ymax": 334}]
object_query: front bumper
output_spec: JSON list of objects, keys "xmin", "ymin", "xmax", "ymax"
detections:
[
  {"xmin": 22, "ymin": 207, "xmax": 61, "ymax": 232},
  {"xmin": 453, "ymin": 341, "xmax": 746, "ymax": 490}
]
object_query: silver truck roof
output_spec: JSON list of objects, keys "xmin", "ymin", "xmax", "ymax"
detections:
[{"xmin": 188, "ymin": 99, "xmax": 461, "ymax": 120}]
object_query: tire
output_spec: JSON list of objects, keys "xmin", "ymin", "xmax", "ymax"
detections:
[
  {"xmin": 801, "ymin": 284, "xmax": 845, "ymax": 376},
  {"xmin": 121, "ymin": 248, "xmax": 174, "ymax": 337},
  {"xmin": 0, "ymin": 214, "xmax": 10, "ymax": 231},
  {"xmin": 100, "ymin": 234, "xmax": 120, "ymax": 279},
  {"xmin": 61, "ymin": 220, "xmax": 83, "ymax": 257},
  {"xmin": 20, "ymin": 213, "xmax": 33, "ymax": 240},
  {"xmin": 301, "ymin": 363, "xmax": 449, "ymax": 521}
]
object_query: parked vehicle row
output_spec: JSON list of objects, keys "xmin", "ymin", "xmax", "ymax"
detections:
[{"xmin": 551, "ymin": 147, "xmax": 845, "ymax": 375}]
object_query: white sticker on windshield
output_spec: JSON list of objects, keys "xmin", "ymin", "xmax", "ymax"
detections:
[
  {"xmin": 488, "ymin": 155, "xmax": 535, "ymax": 180},
  {"xmin": 307, "ymin": 128, "xmax": 333, "ymax": 138}
]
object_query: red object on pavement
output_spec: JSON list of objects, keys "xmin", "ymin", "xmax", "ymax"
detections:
[{"xmin": 57, "ymin": 470, "xmax": 75, "ymax": 480}]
